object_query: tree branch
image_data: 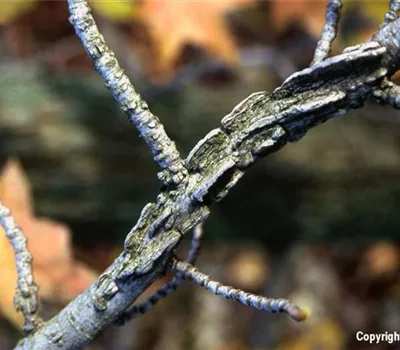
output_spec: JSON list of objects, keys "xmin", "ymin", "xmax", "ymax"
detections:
[
  {"xmin": 67, "ymin": 0, "xmax": 188, "ymax": 187},
  {"xmin": 372, "ymin": 78, "xmax": 400, "ymax": 108},
  {"xmin": 116, "ymin": 224, "xmax": 204, "ymax": 324},
  {"xmin": 312, "ymin": 0, "xmax": 342, "ymax": 66},
  {"xmin": 12, "ymin": 2, "xmax": 400, "ymax": 349},
  {"xmin": 384, "ymin": 0, "xmax": 400, "ymax": 24},
  {"xmin": 0, "ymin": 201, "xmax": 43, "ymax": 334},
  {"xmin": 371, "ymin": 10, "xmax": 400, "ymax": 76},
  {"xmin": 170, "ymin": 258, "xmax": 308, "ymax": 322}
]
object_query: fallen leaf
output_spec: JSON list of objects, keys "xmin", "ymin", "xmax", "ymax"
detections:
[
  {"xmin": 137, "ymin": 0, "xmax": 253, "ymax": 78},
  {"xmin": 0, "ymin": 159, "xmax": 97, "ymax": 328}
]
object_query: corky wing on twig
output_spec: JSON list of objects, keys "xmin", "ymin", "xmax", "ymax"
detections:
[
  {"xmin": 116, "ymin": 224, "xmax": 204, "ymax": 323},
  {"xmin": 13, "ymin": 0, "xmax": 400, "ymax": 348}
]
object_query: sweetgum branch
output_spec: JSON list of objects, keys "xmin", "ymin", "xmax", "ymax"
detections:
[{"xmin": 12, "ymin": 1, "xmax": 400, "ymax": 349}]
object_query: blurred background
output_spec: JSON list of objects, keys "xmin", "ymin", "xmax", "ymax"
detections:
[{"xmin": 0, "ymin": 1, "xmax": 400, "ymax": 349}]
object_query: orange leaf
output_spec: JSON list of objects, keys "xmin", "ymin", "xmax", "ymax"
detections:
[
  {"xmin": 0, "ymin": 159, "xmax": 96, "ymax": 328},
  {"xmin": 137, "ymin": 0, "xmax": 252, "ymax": 78}
]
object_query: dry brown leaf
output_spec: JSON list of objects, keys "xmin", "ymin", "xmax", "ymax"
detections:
[
  {"xmin": 0, "ymin": 159, "xmax": 96, "ymax": 328},
  {"xmin": 137, "ymin": 0, "xmax": 252, "ymax": 78}
]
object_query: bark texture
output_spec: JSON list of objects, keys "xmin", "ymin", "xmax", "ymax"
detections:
[{"xmin": 11, "ymin": 1, "xmax": 400, "ymax": 349}]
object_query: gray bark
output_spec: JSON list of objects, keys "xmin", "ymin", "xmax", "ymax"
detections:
[{"xmin": 12, "ymin": 3, "xmax": 400, "ymax": 350}]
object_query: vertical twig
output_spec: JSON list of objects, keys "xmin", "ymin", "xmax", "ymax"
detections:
[
  {"xmin": 384, "ymin": 0, "xmax": 400, "ymax": 24},
  {"xmin": 67, "ymin": 0, "xmax": 188, "ymax": 187},
  {"xmin": 0, "ymin": 201, "xmax": 43, "ymax": 334},
  {"xmin": 311, "ymin": 0, "xmax": 342, "ymax": 66},
  {"xmin": 185, "ymin": 223, "xmax": 203, "ymax": 264}
]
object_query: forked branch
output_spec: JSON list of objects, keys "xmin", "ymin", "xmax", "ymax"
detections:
[
  {"xmin": 12, "ymin": 0, "xmax": 400, "ymax": 349},
  {"xmin": 116, "ymin": 224, "xmax": 204, "ymax": 323}
]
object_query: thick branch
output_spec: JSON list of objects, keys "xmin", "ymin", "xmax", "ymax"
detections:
[
  {"xmin": 67, "ymin": 0, "xmax": 188, "ymax": 187},
  {"xmin": 0, "ymin": 201, "xmax": 43, "ymax": 334}
]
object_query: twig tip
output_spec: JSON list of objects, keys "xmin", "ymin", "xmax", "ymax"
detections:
[{"xmin": 286, "ymin": 304, "xmax": 310, "ymax": 322}]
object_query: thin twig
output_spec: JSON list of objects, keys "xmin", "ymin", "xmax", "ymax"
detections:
[
  {"xmin": 0, "ymin": 201, "xmax": 43, "ymax": 334},
  {"xmin": 390, "ymin": 0, "xmax": 400, "ymax": 12},
  {"xmin": 170, "ymin": 258, "xmax": 309, "ymax": 322},
  {"xmin": 384, "ymin": 0, "xmax": 400, "ymax": 24},
  {"xmin": 67, "ymin": 0, "xmax": 188, "ymax": 187},
  {"xmin": 311, "ymin": 0, "xmax": 342, "ymax": 66},
  {"xmin": 185, "ymin": 223, "xmax": 203, "ymax": 264},
  {"xmin": 116, "ymin": 224, "xmax": 204, "ymax": 324}
]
